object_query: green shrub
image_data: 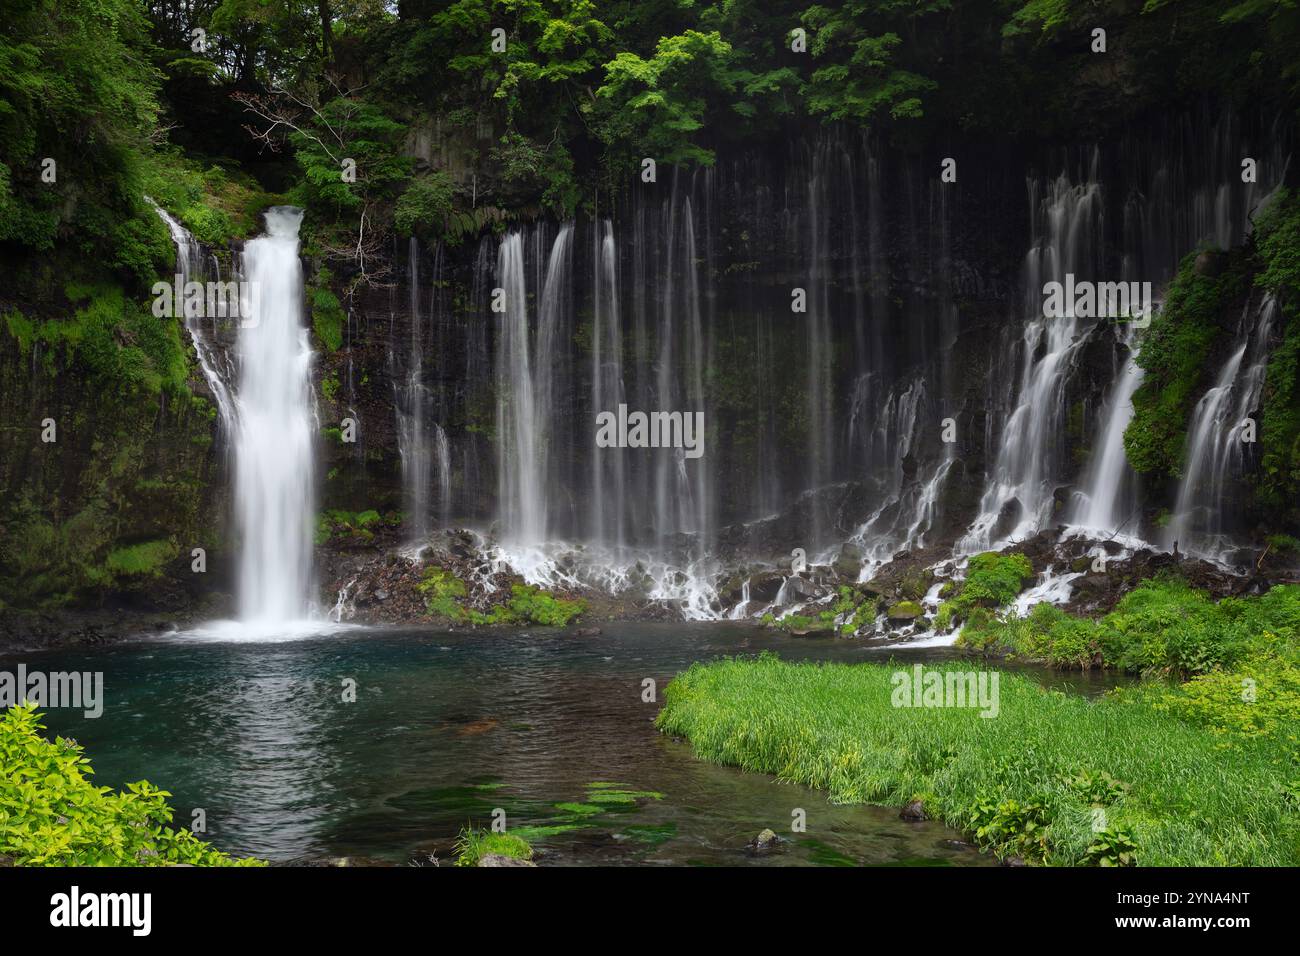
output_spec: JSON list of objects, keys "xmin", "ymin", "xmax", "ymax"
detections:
[
  {"xmin": 0, "ymin": 705, "xmax": 261, "ymax": 866},
  {"xmin": 418, "ymin": 567, "xmax": 470, "ymax": 621},
  {"xmin": 394, "ymin": 172, "xmax": 454, "ymax": 236}
]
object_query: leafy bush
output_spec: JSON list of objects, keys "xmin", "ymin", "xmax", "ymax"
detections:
[
  {"xmin": 0, "ymin": 705, "xmax": 261, "ymax": 866},
  {"xmin": 394, "ymin": 172, "xmax": 455, "ymax": 236}
]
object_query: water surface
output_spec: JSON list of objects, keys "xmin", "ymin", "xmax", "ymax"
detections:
[{"xmin": 7, "ymin": 623, "xmax": 1120, "ymax": 866}]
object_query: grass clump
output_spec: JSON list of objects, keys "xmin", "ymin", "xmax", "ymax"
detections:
[
  {"xmin": 0, "ymin": 705, "xmax": 262, "ymax": 866},
  {"xmin": 453, "ymin": 827, "xmax": 533, "ymax": 866},
  {"xmin": 656, "ymin": 654, "xmax": 1299, "ymax": 866}
]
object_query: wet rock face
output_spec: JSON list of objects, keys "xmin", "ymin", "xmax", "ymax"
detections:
[
  {"xmin": 863, "ymin": 549, "xmax": 942, "ymax": 604},
  {"xmin": 0, "ymin": 332, "xmax": 230, "ymax": 617}
]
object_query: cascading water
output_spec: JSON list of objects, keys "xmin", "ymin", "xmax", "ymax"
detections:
[
  {"xmin": 495, "ymin": 226, "xmax": 573, "ymax": 551},
  {"xmin": 149, "ymin": 200, "xmax": 237, "ymax": 423},
  {"xmin": 959, "ymin": 168, "xmax": 1104, "ymax": 553},
  {"xmin": 1069, "ymin": 329, "xmax": 1144, "ymax": 537},
  {"xmin": 591, "ymin": 219, "xmax": 627, "ymax": 551},
  {"xmin": 1164, "ymin": 295, "xmax": 1279, "ymax": 561},
  {"xmin": 234, "ymin": 207, "xmax": 316, "ymax": 623},
  {"xmin": 394, "ymin": 237, "xmax": 433, "ymax": 543}
]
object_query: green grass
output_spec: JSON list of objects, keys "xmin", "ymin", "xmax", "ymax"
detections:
[
  {"xmin": 655, "ymin": 654, "xmax": 1300, "ymax": 865},
  {"xmin": 453, "ymin": 827, "xmax": 534, "ymax": 866}
]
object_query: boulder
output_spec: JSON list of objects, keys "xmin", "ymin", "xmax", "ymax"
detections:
[
  {"xmin": 887, "ymin": 601, "xmax": 924, "ymax": 623},
  {"xmin": 749, "ymin": 828, "xmax": 780, "ymax": 851},
  {"xmin": 478, "ymin": 854, "xmax": 536, "ymax": 867},
  {"xmin": 900, "ymin": 800, "xmax": 929, "ymax": 822}
]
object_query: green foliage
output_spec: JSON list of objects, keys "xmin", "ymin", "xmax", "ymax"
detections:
[
  {"xmin": 0, "ymin": 705, "xmax": 261, "ymax": 866},
  {"xmin": 314, "ymin": 508, "xmax": 386, "ymax": 545},
  {"xmin": 143, "ymin": 150, "xmax": 273, "ymax": 245},
  {"xmin": 0, "ymin": 0, "xmax": 162, "ymax": 278},
  {"xmin": 417, "ymin": 566, "xmax": 471, "ymax": 620},
  {"xmin": 939, "ymin": 552, "xmax": 1034, "ymax": 627},
  {"xmin": 453, "ymin": 827, "xmax": 533, "ymax": 866},
  {"xmin": 1254, "ymin": 190, "xmax": 1300, "ymax": 510},
  {"xmin": 1157, "ymin": 652, "xmax": 1300, "ymax": 742},
  {"xmin": 418, "ymin": 568, "xmax": 586, "ymax": 626},
  {"xmin": 105, "ymin": 539, "xmax": 177, "ymax": 578},
  {"xmin": 491, "ymin": 582, "xmax": 588, "ymax": 626},
  {"xmin": 1125, "ymin": 252, "xmax": 1247, "ymax": 478},
  {"xmin": 596, "ymin": 30, "xmax": 742, "ymax": 167},
  {"xmin": 962, "ymin": 575, "xmax": 1300, "ymax": 678},
  {"xmin": 657, "ymin": 654, "xmax": 1300, "ymax": 865},
  {"xmin": 968, "ymin": 795, "xmax": 1052, "ymax": 862},
  {"xmin": 308, "ymin": 269, "xmax": 346, "ymax": 352},
  {"xmin": 394, "ymin": 172, "xmax": 455, "ymax": 236},
  {"xmin": 801, "ymin": 2, "xmax": 942, "ymax": 123},
  {"xmin": 5, "ymin": 285, "xmax": 189, "ymax": 397}
]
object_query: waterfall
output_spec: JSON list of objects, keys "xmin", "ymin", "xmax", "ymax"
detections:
[
  {"xmin": 395, "ymin": 237, "xmax": 432, "ymax": 542},
  {"xmin": 149, "ymin": 200, "xmax": 237, "ymax": 425},
  {"xmin": 959, "ymin": 169, "xmax": 1104, "ymax": 553},
  {"xmin": 1069, "ymin": 330, "xmax": 1144, "ymax": 536},
  {"xmin": 591, "ymin": 219, "xmax": 627, "ymax": 550},
  {"xmin": 234, "ymin": 207, "xmax": 316, "ymax": 622},
  {"xmin": 1164, "ymin": 295, "xmax": 1279, "ymax": 560},
  {"xmin": 495, "ymin": 226, "xmax": 573, "ymax": 548}
]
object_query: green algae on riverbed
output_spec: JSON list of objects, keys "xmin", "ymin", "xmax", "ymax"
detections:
[{"xmin": 656, "ymin": 655, "xmax": 1300, "ymax": 866}]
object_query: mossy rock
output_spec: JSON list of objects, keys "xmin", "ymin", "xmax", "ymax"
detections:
[{"xmin": 887, "ymin": 601, "xmax": 925, "ymax": 622}]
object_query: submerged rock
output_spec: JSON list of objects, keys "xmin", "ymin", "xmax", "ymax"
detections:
[
  {"xmin": 477, "ymin": 853, "xmax": 536, "ymax": 867},
  {"xmin": 749, "ymin": 828, "xmax": 780, "ymax": 851},
  {"xmin": 900, "ymin": 800, "xmax": 929, "ymax": 822}
]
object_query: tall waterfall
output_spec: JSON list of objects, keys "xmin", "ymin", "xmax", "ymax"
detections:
[
  {"xmin": 1164, "ymin": 295, "xmax": 1279, "ymax": 560},
  {"xmin": 234, "ymin": 207, "xmax": 316, "ymax": 622},
  {"xmin": 959, "ymin": 169, "xmax": 1104, "ymax": 553},
  {"xmin": 591, "ymin": 219, "xmax": 627, "ymax": 550},
  {"xmin": 395, "ymin": 237, "xmax": 432, "ymax": 542},
  {"xmin": 1070, "ymin": 330, "xmax": 1144, "ymax": 536},
  {"xmin": 495, "ymin": 227, "xmax": 573, "ymax": 548}
]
